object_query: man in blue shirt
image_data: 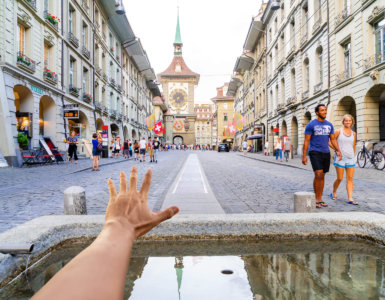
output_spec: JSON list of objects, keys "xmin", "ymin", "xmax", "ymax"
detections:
[{"xmin": 302, "ymin": 104, "xmax": 342, "ymax": 209}]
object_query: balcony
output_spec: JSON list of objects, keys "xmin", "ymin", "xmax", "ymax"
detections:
[
  {"xmin": 44, "ymin": 11, "xmax": 59, "ymax": 31},
  {"xmin": 109, "ymin": 109, "xmax": 117, "ymax": 118},
  {"xmin": 116, "ymin": 113, "xmax": 123, "ymax": 120},
  {"xmin": 287, "ymin": 43, "xmax": 295, "ymax": 60},
  {"xmin": 23, "ymin": 0, "xmax": 36, "ymax": 10},
  {"xmin": 102, "ymin": 106, "xmax": 109, "ymax": 114},
  {"xmin": 300, "ymin": 28, "xmax": 308, "ymax": 46},
  {"xmin": 302, "ymin": 90, "xmax": 309, "ymax": 100},
  {"xmin": 95, "ymin": 66, "xmax": 102, "ymax": 76},
  {"xmin": 43, "ymin": 69, "xmax": 58, "ymax": 85},
  {"xmin": 83, "ymin": 93, "xmax": 92, "ymax": 104},
  {"xmin": 117, "ymin": 84, "xmax": 123, "ymax": 93},
  {"xmin": 286, "ymin": 96, "xmax": 296, "ymax": 106},
  {"xmin": 364, "ymin": 53, "xmax": 385, "ymax": 71},
  {"xmin": 313, "ymin": 82, "xmax": 323, "ymax": 94},
  {"xmin": 102, "ymin": 72, "xmax": 108, "ymax": 82},
  {"xmin": 82, "ymin": 46, "xmax": 90, "ymax": 59},
  {"xmin": 68, "ymin": 32, "xmax": 79, "ymax": 48},
  {"xmin": 69, "ymin": 85, "xmax": 80, "ymax": 97},
  {"xmin": 335, "ymin": 8, "xmax": 351, "ymax": 29},
  {"xmin": 94, "ymin": 101, "xmax": 102, "ymax": 111},
  {"xmin": 312, "ymin": 18, "xmax": 322, "ymax": 34},
  {"xmin": 336, "ymin": 70, "xmax": 351, "ymax": 84},
  {"xmin": 16, "ymin": 52, "xmax": 36, "ymax": 73}
]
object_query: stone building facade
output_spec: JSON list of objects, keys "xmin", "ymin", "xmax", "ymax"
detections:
[
  {"xmin": 0, "ymin": 0, "xmax": 158, "ymax": 166},
  {"xmin": 194, "ymin": 104, "xmax": 214, "ymax": 148}
]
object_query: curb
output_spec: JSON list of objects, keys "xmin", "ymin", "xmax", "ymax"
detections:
[{"xmin": 238, "ymin": 154, "xmax": 310, "ymax": 171}]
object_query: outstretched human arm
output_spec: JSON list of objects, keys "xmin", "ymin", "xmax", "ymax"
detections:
[
  {"xmin": 302, "ymin": 134, "xmax": 311, "ymax": 165},
  {"xmin": 32, "ymin": 167, "xmax": 179, "ymax": 300}
]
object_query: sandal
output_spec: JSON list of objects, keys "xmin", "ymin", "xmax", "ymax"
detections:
[
  {"xmin": 346, "ymin": 201, "xmax": 358, "ymax": 205},
  {"xmin": 316, "ymin": 201, "xmax": 328, "ymax": 208},
  {"xmin": 329, "ymin": 193, "xmax": 338, "ymax": 200}
]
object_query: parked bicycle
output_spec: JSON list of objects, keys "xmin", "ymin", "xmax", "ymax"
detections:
[{"xmin": 356, "ymin": 140, "xmax": 385, "ymax": 170}]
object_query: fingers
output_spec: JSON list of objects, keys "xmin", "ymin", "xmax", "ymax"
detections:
[
  {"xmin": 129, "ymin": 166, "xmax": 138, "ymax": 193},
  {"xmin": 108, "ymin": 178, "xmax": 117, "ymax": 198},
  {"xmin": 155, "ymin": 206, "xmax": 179, "ymax": 224},
  {"xmin": 140, "ymin": 169, "xmax": 152, "ymax": 196},
  {"xmin": 120, "ymin": 171, "xmax": 127, "ymax": 194}
]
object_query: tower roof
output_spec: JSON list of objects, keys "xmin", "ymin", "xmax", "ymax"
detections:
[
  {"xmin": 158, "ymin": 56, "xmax": 200, "ymax": 80},
  {"xmin": 174, "ymin": 9, "xmax": 182, "ymax": 45}
]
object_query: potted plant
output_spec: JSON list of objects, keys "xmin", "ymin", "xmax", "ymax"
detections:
[{"xmin": 17, "ymin": 132, "xmax": 29, "ymax": 150}]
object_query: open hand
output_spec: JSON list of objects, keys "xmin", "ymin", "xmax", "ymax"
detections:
[{"xmin": 105, "ymin": 166, "xmax": 179, "ymax": 238}]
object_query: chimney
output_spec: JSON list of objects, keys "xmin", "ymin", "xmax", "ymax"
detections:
[{"xmin": 217, "ymin": 87, "xmax": 223, "ymax": 97}]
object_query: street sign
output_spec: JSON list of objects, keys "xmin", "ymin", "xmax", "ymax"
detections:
[{"xmin": 64, "ymin": 104, "xmax": 79, "ymax": 119}]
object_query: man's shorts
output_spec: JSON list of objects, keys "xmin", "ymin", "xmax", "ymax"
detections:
[
  {"xmin": 140, "ymin": 148, "xmax": 145, "ymax": 155},
  {"xmin": 149, "ymin": 149, "xmax": 154, "ymax": 156},
  {"xmin": 309, "ymin": 150, "xmax": 331, "ymax": 173},
  {"xmin": 334, "ymin": 155, "xmax": 355, "ymax": 169}
]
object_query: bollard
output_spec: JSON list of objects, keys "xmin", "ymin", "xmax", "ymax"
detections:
[
  {"xmin": 64, "ymin": 186, "xmax": 87, "ymax": 215},
  {"xmin": 294, "ymin": 192, "xmax": 315, "ymax": 213}
]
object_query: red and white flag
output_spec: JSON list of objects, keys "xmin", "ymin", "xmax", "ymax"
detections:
[
  {"xmin": 228, "ymin": 121, "xmax": 236, "ymax": 135},
  {"xmin": 154, "ymin": 121, "xmax": 162, "ymax": 135}
]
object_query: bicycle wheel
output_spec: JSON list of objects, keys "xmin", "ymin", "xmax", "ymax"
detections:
[
  {"xmin": 373, "ymin": 152, "xmax": 385, "ymax": 170},
  {"xmin": 357, "ymin": 150, "xmax": 366, "ymax": 168}
]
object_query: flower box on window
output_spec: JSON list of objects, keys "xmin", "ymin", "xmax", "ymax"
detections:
[
  {"xmin": 83, "ymin": 93, "xmax": 92, "ymax": 103},
  {"xmin": 44, "ymin": 11, "xmax": 60, "ymax": 30},
  {"xmin": 69, "ymin": 85, "xmax": 80, "ymax": 97},
  {"xmin": 43, "ymin": 69, "xmax": 58, "ymax": 85},
  {"xmin": 16, "ymin": 52, "xmax": 36, "ymax": 73},
  {"xmin": 110, "ymin": 46, "xmax": 114, "ymax": 53}
]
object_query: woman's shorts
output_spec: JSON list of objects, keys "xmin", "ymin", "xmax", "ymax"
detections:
[
  {"xmin": 334, "ymin": 155, "xmax": 355, "ymax": 168},
  {"xmin": 92, "ymin": 149, "xmax": 101, "ymax": 156},
  {"xmin": 134, "ymin": 149, "xmax": 139, "ymax": 153},
  {"xmin": 140, "ymin": 149, "xmax": 145, "ymax": 155}
]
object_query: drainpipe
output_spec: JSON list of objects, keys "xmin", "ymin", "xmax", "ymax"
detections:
[
  {"xmin": 92, "ymin": 0, "xmax": 97, "ymax": 133},
  {"xmin": 326, "ymin": 0, "xmax": 330, "ymax": 107},
  {"xmin": 0, "ymin": 244, "xmax": 34, "ymax": 255},
  {"xmin": 61, "ymin": 0, "xmax": 67, "ymax": 140},
  {"xmin": 265, "ymin": 25, "xmax": 268, "ymax": 149}
]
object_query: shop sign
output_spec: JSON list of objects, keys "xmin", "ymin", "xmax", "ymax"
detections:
[
  {"xmin": 30, "ymin": 85, "xmax": 43, "ymax": 95},
  {"xmin": 254, "ymin": 126, "xmax": 263, "ymax": 135},
  {"xmin": 273, "ymin": 128, "xmax": 279, "ymax": 133},
  {"xmin": 64, "ymin": 104, "xmax": 79, "ymax": 119}
]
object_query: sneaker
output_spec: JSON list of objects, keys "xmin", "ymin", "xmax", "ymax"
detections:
[{"xmin": 140, "ymin": 160, "xmax": 142, "ymax": 162}]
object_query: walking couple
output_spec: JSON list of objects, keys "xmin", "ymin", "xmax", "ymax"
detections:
[{"xmin": 303, "ymin": 104, "xmax": 358, "ymax": 209}]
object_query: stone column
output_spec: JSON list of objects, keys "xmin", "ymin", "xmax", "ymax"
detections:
[
  {"xmin": 294, "ymin": 191, "xmax": 315, "ymax": 213},
  {"xmin": 64, "ymin": 186, "xmax": 87, "ymax": 215}
]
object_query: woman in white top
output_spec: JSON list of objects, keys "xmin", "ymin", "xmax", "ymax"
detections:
[
  {"xmin": 274, "ymin": 137, "xmax": 282, "ymax": 161},
  {"xmin": 329, "ymin": 114, "xmax": 358, "ymax": 205}
]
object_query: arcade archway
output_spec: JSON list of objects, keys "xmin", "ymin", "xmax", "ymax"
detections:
[
  {"xmin": 39, "ymin": 96, "xmax": 56, "ymax": 138},
  {"xmin": 14, "ymin": 85, "xmax": 34, "ymax": 146},
  {"xmin": 363, "ymin": 84, "xmax": 385, "ymax": 141},
  {"xmin": 291, "ymin": 117, "xmax": 299, "ymax": 154},
  {"xmin": 336, "ymin": 96, "xmax": 357, "ymax": 132}
]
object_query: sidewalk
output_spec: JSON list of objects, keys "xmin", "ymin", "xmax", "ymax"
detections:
[{"xmin": 238, "ymin": 152, "xmax": 385, "ymax": 184}]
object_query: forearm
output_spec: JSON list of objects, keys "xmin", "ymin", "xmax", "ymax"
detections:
[
  {"xmin": 33, "ymin": 220, "xmax": 135, "ymax": 300},
  {"xmin": 331, "ymin": 139, "xmax": 341, "ymax": 153},
  {"xmin": 302, "ymin": 141, "xmax": 309, "ymax": 157}
]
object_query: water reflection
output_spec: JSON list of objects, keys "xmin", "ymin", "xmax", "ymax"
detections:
[{"xmin": 2, "ymin": 239, "xmax": 385, "ymax": 300}]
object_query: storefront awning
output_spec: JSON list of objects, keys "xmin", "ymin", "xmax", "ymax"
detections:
[
  {"xmin": 247, "ymin": 134, "xmax": 264, "ymax": 140},
  {"xmin": 243, "ymin": 19, "xmax": 264, "ymax": 51},
  {"xmin": 234, "ymin": 56, "xmax": 254, "ymax": 73}
]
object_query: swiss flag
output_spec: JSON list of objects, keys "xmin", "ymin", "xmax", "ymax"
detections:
[{"xmin": 154, "ymin": 121, "xmax": 162, "ymax": 135}]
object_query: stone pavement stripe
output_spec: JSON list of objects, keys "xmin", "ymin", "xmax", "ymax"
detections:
[{"xmin": 162, "ymin": 154, "xmax": 225, "ymax": 214}]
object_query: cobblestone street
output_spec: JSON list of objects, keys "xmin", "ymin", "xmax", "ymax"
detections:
[{"xmin": 1, "ymin": 150, "xmax": 385, "ymax": 233}]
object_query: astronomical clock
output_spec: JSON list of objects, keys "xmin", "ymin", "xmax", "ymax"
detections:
[{"xmin": 169, "ymin": 89, "xmax": 188, "ymax": 111}]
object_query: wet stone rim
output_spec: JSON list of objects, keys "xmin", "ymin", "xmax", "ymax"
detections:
[{"xmin": 1, "ymin": 212, "xmax": 385, "ymax": 288}]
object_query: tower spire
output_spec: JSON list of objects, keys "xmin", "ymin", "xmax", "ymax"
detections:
[{"xmin": 173, "ymin": 7, "xmax": 183, "ymax": 56}]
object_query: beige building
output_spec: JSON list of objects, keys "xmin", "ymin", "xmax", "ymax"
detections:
[
  {"xmin": 0, "ymin": 0, "xmax": 158, "ymax": 166},
  {"xmin": 158, "ymin": 12, "xmax": 200, "ymax": 145},
  {"xmin": 194, "ymin": 104, "xmax": 214, "ymax": 148},
  {"xmin": 211, "ymin": 83, "xmax": 235, "ymax": 147}
]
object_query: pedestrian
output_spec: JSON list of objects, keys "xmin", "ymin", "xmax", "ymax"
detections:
[
  {"xmin": 123, "ymin": 139, "xmax": 129, "ymax": 159},
  {"xmin": 92, "ymin": 133, "xmax": 103, "ymax": 171},
  {"xmin": 153, "ymin": 137, "xmax": 160, "ymax": 163},
  {"xmin": 264, "ymin": 141, "xmax": 269, "ymax": 156},
  {"xmin": 242, "ymin": 140, "xmax": 248, "ymax": 155},
  {"xmin": 302, "ymin": 104, "xmax": 342, "ymax": 209},
  {"xmin": 134, "ymin": 140, "xmax": 139, "ymax": 160},
  {"xmin": 66, "ymin": 130, "xmax": 79, "ymax": 164},
  {"xmin": 114, "ymin": 137, "xmax": 121, "ymax": 158},
  {"xmin": 128, "ymin": 139, "xmax": 133, "ymax": 158},
  {"xmin": 274, "ymin": 138, "xmax": 282, "ymax": 161},
  {"xmin": 139, "ymin": 137, "xmax": 146, "ymax": 162},
  {"xmin": 148, "ymin": 137, "xmax": 154, "ymax": 162},
  {"xmin": 284, "ymin": 138, "xmax": 291, "ymax": 162},
  {"xmin": 329, "ymin": 114, "xmax": 358, "ymax": 205}
]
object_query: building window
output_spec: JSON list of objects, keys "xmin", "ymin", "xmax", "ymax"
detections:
[
  {"xmin": 375, "ymin": 18, "xmax": 385, "ymax": 64},
  {"xmin": 69, "ymin": 57, "xmax": 76, "ymax": 86},
  {"xmin": 83, "ymin": 68, "xmax": 88, "ymax": 93},
  {"xmin": 224, "ymin": 113, "xmax": 228, "ymax": 121},
  {"xmin": 317, "ymin": 47, "xmax": 323, "ymax": 83},
  {"xmin": 82, "ymin": 22, "xmax": 88, "ymax": 47},
  {"xmin": 44, "ymin": 44, "xmax": 50, "ymax": 69},
  {"xmin": 303, "ymin": 58, "xmax": 309, "ymax": 91},
  {"xmin": 343, "ymin": 42, "xmax": 351, "ymax": 77},
  {"xmin": 17, "ymin": 24, "xmax": 26, "ymax": 54},
  {"xmin": 223, "ymin": 103, "xmax": 228, "ymax": 109},
  {"xmin": 281, "ymin": 79, "xmax": 285, "ymax": 102},
  {"xmin": 69, "ymin": 7, "xmax": 75, "ymax": 33},
  {"xmin": 291, "ymin": 69, "xmax": 296, "ymax": 97}
]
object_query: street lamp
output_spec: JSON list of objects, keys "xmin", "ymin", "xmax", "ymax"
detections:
[{"xmin": 115, "ymin": 0, "xmax": 125, "ymax": 15}]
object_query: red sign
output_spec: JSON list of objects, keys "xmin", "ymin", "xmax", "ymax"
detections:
[
  {"xmin": 273, "ymin": 128, "xmax": 279, "ymax": 133},
  {"xmin": 102, "ymin": 125, "xmax": 108, "ymax": 130}
]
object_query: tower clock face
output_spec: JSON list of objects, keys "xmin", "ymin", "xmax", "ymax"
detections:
[{"xmin": 169, "ymin": 89, "xmax": 187, "ymax": 109}]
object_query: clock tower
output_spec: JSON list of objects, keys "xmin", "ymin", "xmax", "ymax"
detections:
[{"xmin": 158, "ymin": 10, "xmax": 200, "ymax": 145}]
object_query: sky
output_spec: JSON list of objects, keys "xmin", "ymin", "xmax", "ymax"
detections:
[{"xmin": 123, "ymin": 0, "xmax": 263, "ymax": 104}]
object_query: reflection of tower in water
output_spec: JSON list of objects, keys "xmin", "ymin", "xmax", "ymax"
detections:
[{"xmin": 174, "ymin": 257, "xmax": 184, "ymax": 300}]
